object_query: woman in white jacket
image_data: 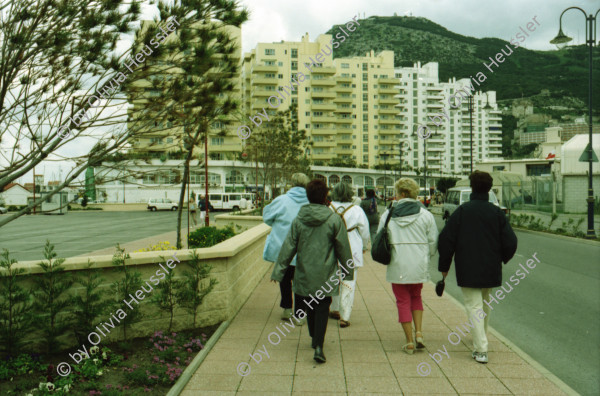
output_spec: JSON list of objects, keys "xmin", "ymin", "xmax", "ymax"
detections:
[
  {"xmin": 377, "ymin": 178, "xmax": 438, "ymax": 354},
  {"xmin": 329, "ymin": 182, "xmax": 370, "ymax": 327}
]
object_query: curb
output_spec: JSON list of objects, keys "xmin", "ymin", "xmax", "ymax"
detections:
[
  {"xmin": 436, "ymin": 282, "xmax": 579, "ymax": 396},
  {"xmin": 512, "ymin": 227, "xmax": 600, "ymax": 245},
  {"xmin": 166, "ymin": 320, "xmax": 231, "ymax": 396}
]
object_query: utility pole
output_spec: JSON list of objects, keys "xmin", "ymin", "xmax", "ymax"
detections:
[{"xmin": 469, "ymin": 95, "xmax": 474, "ymax": 174}]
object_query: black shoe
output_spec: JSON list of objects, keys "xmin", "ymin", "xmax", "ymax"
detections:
[{"xmin": 313, "ymin": 346, "xmax": 326, "ymax": 363}]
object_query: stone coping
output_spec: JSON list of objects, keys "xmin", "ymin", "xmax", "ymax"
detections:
[{"xmin": 8, "ymin": 223, "xmax": 272, "ymax": 275}]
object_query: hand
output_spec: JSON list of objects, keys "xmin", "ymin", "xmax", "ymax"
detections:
[{"xmin": 441, "ymin": 272, "xmax": 448, "ymax": 278}]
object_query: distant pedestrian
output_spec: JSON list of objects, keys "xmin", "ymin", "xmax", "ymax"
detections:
[
  {"xmin": 360, "ymin": 189, "xmax": 379, "ymax": 241},
  {"xmin": 378, "ymin": 178, "xmax": 438, "ymax": 354},
  {"xmin": 438, "ymin": 171, "xmax": 518, "ymax": 364},
  {"xmin": 328, "ymin": 182, "xmax": 370, "ymax": 328},
  {"xmin": 239, "ymin": 196, "xmax": 248, "ymax": 211},
  {"xmin": 199, "ymin": 195, "xmax": 213, "ymax": 224},
  {"xmin": 271, "ymin": 179, "xmax": 354, "ymax": 363},
  {"xmin": 189, "ymin": 192, "xmax": 198, "ymax": 227},
  {"xmin": 262, "ymin": 173, "xmax": 310, "ymax": 323}
]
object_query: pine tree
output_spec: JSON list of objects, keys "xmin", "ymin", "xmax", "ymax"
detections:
[{"xmin": 32, "ymin": 241, "xmax": 74, "ymax": 355}]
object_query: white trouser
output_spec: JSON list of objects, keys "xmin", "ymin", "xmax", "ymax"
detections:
[
  {"xmin": 330, "ymin": 268, "xmax": 358, "ymax": 321},
  {"xmin": 200, "ymin": 211, "xmax": 206, "ymax": 223},
  {"xmin": 461, "ymin": 287, "xmax": 492, "ymax": 353}
]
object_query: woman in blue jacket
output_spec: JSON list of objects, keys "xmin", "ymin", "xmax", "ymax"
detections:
[{"xmin": 262, "ymin": 173, "xmax": 310, "ymax": 321}]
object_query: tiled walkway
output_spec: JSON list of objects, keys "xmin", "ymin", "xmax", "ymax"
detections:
[{"xmin": 181, "ymin": 254, "xmax": 573, "ymax": 395}]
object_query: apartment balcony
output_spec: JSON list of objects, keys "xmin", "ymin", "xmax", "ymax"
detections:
[
  {"xmin": 312, "ymin": 66, "xmax": 336, "ymax": 74},
  {"xmin": 489, "ymin": 150, "xmax": 503, "ymax": 155},
  {"xmin": 333, "ymin": 96, "xmax": 353, "ymax": 103},
  {"xmin": 336, "ymin": 117, "xmax": 354, "ymax": 124},
  {"xmin": 378, "ymin": 97, "xmax": 398, "ymax": 105},
  {"xmin": 428, "ymin": 146, "xmax": 445, "ymax": 151},
  {"xmin": 252, "ymin": 65, "xmax": 278, "ymax": 73},
  {"xmin": 311, "ymin": 103, "xmax": 336, "ymax": 111},
  {"xmin": 379, "ymin": 118, "xmax": 400, "ymax": 125},
  {"xmin": 379, "ymin": 129, "xmax": 400, "ymax": 135},
  {"xmin": 251, "ymin": 88, "xmax": 276, "ymax": 97},
  {"xmin": 311, "ymin": 128, "xmax": 337, "ymax": 135},
  {"xmin": 335, "ymin": 148, "xmax": 353, "ymax": 155},
  {"xmin": 251, "ymin": 100, "xmax": 267, "ymax": 110},
  {"xmin": 311, "ymin": 91, "xmax": 336, "ymax": 99},
  {"xmin": 311, "ymin": 115, "xmax": 336, "ymax": 123},
  {"xmin": 335, "ymin": 76, "xmax": 352, "ymax": 83},
  {"xmin": 379, "ymin": 77, "xmax": 400, "ymax": 84},
  {"xmin": 312, "ymin": 140, "xmax": 336, "ymax": 148},
  {"xmin": 426, "ymin": 102, "xmax": 444, "ymax": 109},
  {"xmin": 334, "ymin": 106, "xmax": 352, "ymax": 113},
  {"xmin": 378, "ymin": 87, "xmax": 399, "ymax": 94},
  {"xmin": 312, "ymin": 152, "xmax": 334, "ymax": 160},
  {"xmin": 312, "ymin": 79, "xmax": 336, "ymax": 86},
  {"xmin": 378, "ymin": 108, "xmax": 400, "ymax": 115},
  {"xmin": 210, "ymin": 143, "xmax": 242, "ymax": 152},
  {"xmin": 335, "ymin": 86, "xmax": 353, "ymax": 93},
  {"xmin": 489, "ymin": 143, "xmax": 502, "ymax": 148},
  {"xmin": 251, "ymin": 77, "xmax": 277, "ymax": 85}
]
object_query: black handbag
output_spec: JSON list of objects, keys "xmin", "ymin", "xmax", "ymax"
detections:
[
  {"xmin": 435, "ymin": 279, "xmax": 445, "ymax": 296},
  {"xmin": 371, "ymin": 203, "xmax": 394, "ymax": 265}
]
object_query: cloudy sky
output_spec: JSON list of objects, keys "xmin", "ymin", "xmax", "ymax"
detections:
[{"xmin": 237, "ymin": 0, "xmax": 599, "ymax": 53}]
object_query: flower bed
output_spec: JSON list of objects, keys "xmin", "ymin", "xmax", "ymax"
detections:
[{"xmin": 0, "ymin": 325, "xmax": 219, "ymax": 395}]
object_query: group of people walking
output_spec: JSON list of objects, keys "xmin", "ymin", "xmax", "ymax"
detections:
[
  {"xmin": 264, "ymin": 171, "xmax": 518, "ymax": 365},
  {"xmin": 188, "ymin": 193, "xmax": 212, "ymax": 227}
]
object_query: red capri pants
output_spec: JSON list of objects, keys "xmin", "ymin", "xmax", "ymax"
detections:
[{"xmin": 391, "ymin": 283, "xmax": 424, "ymax": 323}]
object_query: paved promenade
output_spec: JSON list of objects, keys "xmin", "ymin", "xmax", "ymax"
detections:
[{"xmin": 181, "ymin": 254, "xmax": 575, "ymax": 395}]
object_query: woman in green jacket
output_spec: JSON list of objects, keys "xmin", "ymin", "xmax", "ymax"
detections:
[{"xmin": 271, "ymin": 179, "xmax": 354, "ymax": 363}]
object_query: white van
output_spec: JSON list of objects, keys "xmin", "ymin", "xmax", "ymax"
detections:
[
  {"xmin": 147, "ymin": 198, "xmax": 178, "ymax": 211},
  {"xmin": 207, "ymin": 193, "xmax": 254, "ymax": 211},
  {"xmin": 442, "ymin": 187, "xmax": 506, "ymax": 221}
]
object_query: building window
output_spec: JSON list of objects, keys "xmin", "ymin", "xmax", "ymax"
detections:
[
  {"xmin": 211, "ymin": 137, "xmax": 224, "ymax": 145},
  {"xmin": 291, "ymin": 61, "xmax": 298, "ymax": 70},
  {"xmin": 265, "ymin": 49, "xmax": 275, "ymax": 55},
  {"xmin": 341, "ymin": 63, "xmax": 349, "ymax": 69},
  {"xmin": 291, "ymin": 48, "xmax": 298, "ymax": 58}
]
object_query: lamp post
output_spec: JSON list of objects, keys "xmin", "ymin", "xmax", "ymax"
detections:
[
  {"xmin": 398, "ymin": 139, "xmax": 410, "ymax": 179},
  {"xmin": 550, "ymin": 7, "xmax": 599, "ymax": 238},
  {"xmin": 381, "ymin": 152, "xmax": 389, "ymax": 201},
  {"xmin": 468, "ymin": 94, "xmax": 474, "ymax": 174}
]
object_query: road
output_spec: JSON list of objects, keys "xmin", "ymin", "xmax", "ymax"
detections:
[
  {"xmin": 0, "ymin": 211, "xmax": 217, "ymax": 262},
  {"xmin": 428, "ymin": 215, "xmax": 600, "ymax": 396}
]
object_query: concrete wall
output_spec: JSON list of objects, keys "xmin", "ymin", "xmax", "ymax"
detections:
[
  {"xmin": 214, "ymin": 213, "xmax": 263, "ymax": 232},
  {"xmin": 9, "ymin": 223, "xmax": 272, "ymax": 349},
  {"xmin": 563, "ymin": 175, "xmax": 600, "ymax": 213}
]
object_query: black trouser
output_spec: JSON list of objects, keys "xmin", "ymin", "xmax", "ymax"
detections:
[
  {"xmin": 295, "ymin": 294, "xmax": 332, "ymax": 349},
  {"xmin": 279, "ymin": 266, "xmax": 295, "ymax": 309}
]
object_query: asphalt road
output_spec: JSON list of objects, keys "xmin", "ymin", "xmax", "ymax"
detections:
[
  {"xmin": 0, "ymin": 210, "xmax": 217, "ymax": 262},
  {"xmin": 428, "ymin": 215, "xmax": 600, "ymax": 396}
]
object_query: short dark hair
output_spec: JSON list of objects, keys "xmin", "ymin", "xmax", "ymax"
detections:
[
  {"xmin": 469, "ymin": 171, "xmax": 493, "ymax": 193},
  {"xmin": 366, "ymin": 189, "xmax": 375, "ymax": 198},
  {"xmin": 306, "ymin": 179, "xmax": 329, "ymax": 204}
]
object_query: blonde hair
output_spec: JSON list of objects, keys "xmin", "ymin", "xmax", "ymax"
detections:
[{"xmin": 395, "ymin": 178, "xmax": 420, "ymax": 199}]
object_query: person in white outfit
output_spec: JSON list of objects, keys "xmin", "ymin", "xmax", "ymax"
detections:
[
  {"xmin": 328, "ymin": 182, "xmax": 370, "ymax": 327},
  {"xmin": 378, "ymin": 178, "xmax": 438, "ymax": 354}
]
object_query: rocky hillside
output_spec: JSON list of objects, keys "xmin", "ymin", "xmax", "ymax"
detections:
[{"xmin": 327, "ymin": 15, "xmax": 599, "ymax": 112}]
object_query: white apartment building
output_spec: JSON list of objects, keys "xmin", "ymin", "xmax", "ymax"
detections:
[{"xmin": 393, "ymin": 62, "xmax": 503, "ymax": 176}]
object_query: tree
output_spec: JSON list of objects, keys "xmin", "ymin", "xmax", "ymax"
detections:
[
  {"xmin": 244, "ymin": 104, "xmax": 310, "ymax": 203},
  {"xmin": 0, "ymin": 0, "xmax": 189, "ymax": 228},
  {"xmin": 436, "ymin": 177, "xmax": 458, "ymax": 194},
  {"xmin": 123, "ymin": 2, "xmax": 248, "ymax": 247}
]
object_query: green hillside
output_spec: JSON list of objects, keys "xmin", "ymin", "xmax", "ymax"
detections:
[{"xmin": 328, "ymin": 16, "xmax": 599, "ymax": 111}]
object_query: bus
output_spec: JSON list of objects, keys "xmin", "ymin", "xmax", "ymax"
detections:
[{"xmin": 206, "ymin": 193, "xmax": 255, "ymax": 211}]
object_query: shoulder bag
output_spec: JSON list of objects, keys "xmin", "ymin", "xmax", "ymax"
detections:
[{"xmin": 371, "ymin": 202, "xmax": 394, "ymax": 265}]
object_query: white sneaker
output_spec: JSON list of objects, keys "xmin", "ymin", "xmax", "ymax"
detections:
[
  {"xmin": 472, "ymin": 351, "xmax": 488, "ymax": 364},
  {"xmin": 281, "ymin": 308, "xmax": 293, "ymax": 320}
]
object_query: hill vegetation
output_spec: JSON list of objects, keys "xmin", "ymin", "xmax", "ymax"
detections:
[{"xmin": 328, "ymin": 16, "xmax": 599, "ymax": 111}]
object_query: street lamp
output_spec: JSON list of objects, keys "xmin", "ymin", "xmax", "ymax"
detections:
[
  {"xmin": 381, "ymin": 152, "xmax": 389, "ymax": 201},
  {"xmin": 398, "ymin": 139, "xmax": 411, "ymax": 179},
  {"xmin": 551, "ymin": 6, "xmax": 599, "ymax": 238}
]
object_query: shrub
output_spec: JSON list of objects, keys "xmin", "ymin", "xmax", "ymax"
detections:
[
  {"xmin": 32, "ymin": 241, "xmax": 73, "ymax": 355},
  {"xmin": 0, "ymin": 249, "xmax": 34, "ymax": 356},
  {"xmin": 71, "ymin": 260, "xmax": 107, "ymax": 346},
  {"xmin": 177, "ymin": 250, "xmax": 218, "ymax": 328},
  {"xmin": 110, "ymin": 245, "xmax": 143, "ymax": 341},
  {"xmin": 8, "ymin": 205, "xmax": 18, "ymax": 211},
  {"xmin": 188, "ymin": 226, "xmax": 235, "ymax": 248}
]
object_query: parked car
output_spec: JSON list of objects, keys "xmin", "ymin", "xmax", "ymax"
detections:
[
  {"xmin": 442, "ymin": 186, "xmax": 508, "ymax": 222},
  {"xmin": 0, "ymin": 206, "xmax": 7, "ymax": 214},
  {"xmin": 147, "ymin": 198, "xmax": 177, "ymax": 211}
]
